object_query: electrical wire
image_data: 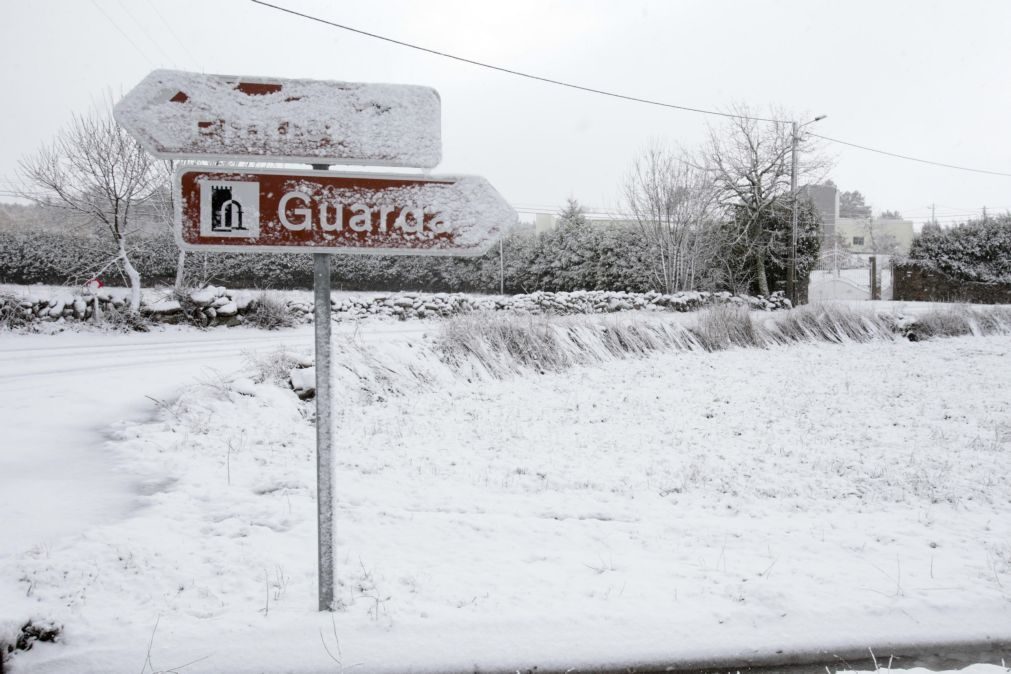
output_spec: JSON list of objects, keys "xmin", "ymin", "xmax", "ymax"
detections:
[
  {"xmin": 143, "ymin": 0, "xmax": 202, "ymax": 71},
  {"xmin": 248, "ymin": 0, "xmax": 787, "ymax": 124},
  {"xmin": 812, "ymin": 133, "xmax": 1011, "ymax": 178},
  {"xmin": 112, "ymin": 0, "xmax": 177, "ymax": 67},
  {"xmin": 89, "ymin": 0, "xmax": 155, "ymax": 66},
  {"xmin": 249, "ymin": 0, "xmax": 1011, "ymax": 180}
]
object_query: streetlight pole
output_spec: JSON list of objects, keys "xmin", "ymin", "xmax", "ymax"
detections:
[
  {"xmin": 788, "ymin": 121, "xmax": 799, "ymax": 306},
  {"xmin": 788, "ymin": 114, "xmax": 827, "ymax": 307}
]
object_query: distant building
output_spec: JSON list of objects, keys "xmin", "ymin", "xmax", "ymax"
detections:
[
  {"xmin": 534, "ymin": 213, "xmax": 556, "ymax": 234},
  {"xmin": 800, "ymin": 183, "xmax": 913, "ymax": 255},
  {"xmin": 800, "ymin": 184, "xmax": 839, "ymax": 240},
  {"xmin": 835, "ymin": 216, "xmax": 914, "ymax": 255}
]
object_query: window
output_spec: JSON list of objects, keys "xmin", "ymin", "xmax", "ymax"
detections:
[{"xmin": 852, "ymin": 236, "xmax": 865, "ymax": 246}]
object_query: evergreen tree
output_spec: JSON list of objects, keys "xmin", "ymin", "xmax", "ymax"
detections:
[{"xmin": 839, "ymin": 190, "xmax": 872, "ymax": 218}]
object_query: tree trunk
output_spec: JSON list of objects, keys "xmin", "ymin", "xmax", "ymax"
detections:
[
  {"xmin": 119, "ymin": 238, "xmax": 142, "ymax": 313},
  {"xmin": 755, "ymin": 249, "xmax": 769, "ymax": 297},
  {"xmin": 174, "ymin": 249, "xmax": 187, "ymax": 290}
]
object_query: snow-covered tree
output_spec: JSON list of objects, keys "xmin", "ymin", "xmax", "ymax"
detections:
[
  {"xmin": 530, "ymin": 199, "xmax": 600, "ymax": 291},
  {"xmin": 17, "ymin": 108, "xmax": 162, "ymax": 312},
  {"xmin": 908, "ymin": 214, "xmax": 1011, "ymax": 283},
  {"xmin": 839, "ymin": 190, "xmax": 872, "ymax": 218},
  {"xmin": 623, "ymin": 144, "xmax": 722, "ymax": 293},
  {"xmin": 704, "ymin": 104, "xmax": 829, "ymax": 296}
]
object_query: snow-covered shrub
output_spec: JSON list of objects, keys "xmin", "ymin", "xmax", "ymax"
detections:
[
  {"xmin": 100, "ymin": 304, "xmax": 151, "ymax": 332},
  {"xmin": 437, "ymin": 313, "xmax": 702, "ymax": 378},
  {"xmin": 246, "ymin": 348, "xmax": 312, "ymax": 386},
  {"xmin": 1, "ymin": 619, "xmax": 62, "ymax": 669},
  {"xmin": 768, "ymin": 304, "xmax": 894, "ymax": 345},
  {"xmin": 969, "ymin": 305, "xmax": 1011, "ymax": 335},
  {"xmin": 689, "ymin": 304, "xmax": 761, "ymax": 351},
  {"xmin": 440, "ymin": 314, "xmax": 577, "ymax": 375},
  {"xmin": 907, "ymin": 215, "xmax": 1011, "ymax": 283},
  {"xmin": 907, "ymin": 304, "xmax": 1011, "ymax": 340},
  {"xmin": 245, "ymin": 292, "xmax": 296, "ymax": 330},
  {"xmin": 0, "ymin": 292, "xmax": 33, "ymax": 330}
]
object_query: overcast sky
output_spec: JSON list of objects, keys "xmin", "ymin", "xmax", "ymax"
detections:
[{"xmin": 2, "ymin": 0, "xmax": 1010, "ymax": 226}]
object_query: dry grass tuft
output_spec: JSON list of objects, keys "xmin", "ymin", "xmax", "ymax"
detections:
[
  {"xmin": 245, "ymin": 292, "xmax": 296, "ymax": 330},
  {"xmin": 435, "ymin": 303, "xmax": 1011, "ymax": 378}
]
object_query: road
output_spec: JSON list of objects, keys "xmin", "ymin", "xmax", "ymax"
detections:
[{"xmin": 0, "ymin": 322, "xmax": 426, "ymax": 557}]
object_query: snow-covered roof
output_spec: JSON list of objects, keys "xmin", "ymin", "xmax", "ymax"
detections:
[{"xmin": 115, "ymin": 69, "xmax": 442, "ymax": 168}]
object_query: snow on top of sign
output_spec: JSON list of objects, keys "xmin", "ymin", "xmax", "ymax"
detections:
[{"xmin": 115, "ymin": 69, "xmax": 441, "ymax": 168}]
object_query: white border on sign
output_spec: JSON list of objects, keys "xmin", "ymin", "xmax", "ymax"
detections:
[{"xmin": 173, "ymin": 165, "xmax": 500, "ymax": 258}]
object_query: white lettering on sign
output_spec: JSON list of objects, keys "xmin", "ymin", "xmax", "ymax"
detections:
[
  {"xmin": 277, "ymin": 191, "xmax": 451, "ymax": 234},
  {"xmin": 278, "ymin": 191, "xmax": 313, "ymax": 231}
]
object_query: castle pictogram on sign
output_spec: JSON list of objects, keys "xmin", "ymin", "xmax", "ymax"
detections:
[
  {"xmin": 210, "ymin": 185, "xmax": 246, "ymax": 232},
  {"xmin": 198, "ymin": 180, "xmax": 260, "ymax": 238}
]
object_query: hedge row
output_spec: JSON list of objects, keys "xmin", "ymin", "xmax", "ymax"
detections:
[{"xmin": 0, "ymin": 228, "xmax": 658, "ymax": 294}]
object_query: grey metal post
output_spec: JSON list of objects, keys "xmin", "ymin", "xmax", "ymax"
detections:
[
  {"xmin": 788, "ymin": 120, "xmax": 799, "ymax": 307},
  {"xmin": 499, "ymin": 236, "xmax": 505, "ymax": 295},
  {"xmin": 311, "ymin": 164, "xmax": 334, "ymax": 611},
  {"xmin": 313, "ymin": 252, "xmax": 333, "ymax": 611}
]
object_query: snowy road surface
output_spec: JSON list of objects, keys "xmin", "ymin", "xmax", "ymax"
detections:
[{"xmin": 0, "ymin": 322, "xmax": 428, "ymax": 556}]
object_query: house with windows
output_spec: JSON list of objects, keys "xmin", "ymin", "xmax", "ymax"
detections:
[
  {"xmin": 801, "ymin": 184, "xmax": 914, "ymax": 255},
  {"xmin": 834, "ymin": 216, "xmax": 914, "ymax": 255}
]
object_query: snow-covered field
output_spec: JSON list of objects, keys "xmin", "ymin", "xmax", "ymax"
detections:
[{"xmin": 2, "ymin": 312, "xmax": 1010, "ymax": 673}]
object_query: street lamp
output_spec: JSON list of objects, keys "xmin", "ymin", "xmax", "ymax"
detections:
[{"xmin": 787, "ymin": 114, "xmax": 827, "ymax": 307}]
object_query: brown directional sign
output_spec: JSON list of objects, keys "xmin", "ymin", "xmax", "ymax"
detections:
[
  {"xmin": 115, "ymin": 70, "xmax": 442, "ymax": 168},
  {"xmin": 175, "ymin": 167, "xmax": 515, "ymax": 257}
]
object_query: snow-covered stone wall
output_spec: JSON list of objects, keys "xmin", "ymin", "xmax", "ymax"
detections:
[{"xmin": 1, "ymin": 287, "xmax": 791, "ymax": 330}]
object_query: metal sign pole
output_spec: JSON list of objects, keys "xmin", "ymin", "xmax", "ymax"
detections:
[
  {"xmin": 313, "ymin": 252, "xmax": 334, "ymax": 611},
  {"xmin": 120, "ymin": 69, "xmax": 515, "ymax": 614},
  {"xmin": 311, "ymin": 164, "xmax": 334, "ymax": 612}
]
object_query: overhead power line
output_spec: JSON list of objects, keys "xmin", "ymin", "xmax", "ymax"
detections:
[
  {"xmin": 143, "ymin": 0, "xmax": 202, "ymax": 71},
  {"xmin": 248, "ymin": 0, "xmax": 786, "ymax": 124},
  {"xmin": 251, "ymin": 0, "xmax": 1011, "ymax": 181},
  {"xmin": 89, "ymin": 0, "xmax": 155, "ymax": 66},
  {"xmin": 811, "ymin": 133, "xmax": 1011, "ymax": 178},
  {"xmin": 112, "ymin": 0, "xmax": 177, "ymax": 67}
]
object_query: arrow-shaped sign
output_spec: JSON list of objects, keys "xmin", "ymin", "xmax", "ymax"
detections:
[
  {"xmin": 176, "ymin": 167, "xmax": 515, "ymax": 257},
  {"xmin": 115, "ymin": 69, "xmax": 442, "ymax": 168}
]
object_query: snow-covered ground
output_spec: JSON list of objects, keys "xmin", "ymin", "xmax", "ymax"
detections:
[
  {"xmin": 0, "ymin": 321, "xmax": 437, "ymax": 556},
  {"xmin": 2, "ymin": 316, "xmax": 1009, "ymax": 673}
]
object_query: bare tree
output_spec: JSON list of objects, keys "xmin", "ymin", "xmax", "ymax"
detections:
[
  {"xmin": 704, "ymin": 104, "xmax": 828, "ymax": 296},
  {"xmin": 623, "ymin": 143, "xmax": 721, "ymax": 293},
  {"xmin": 861, "ymin": 217, "xmax": 900, "ymax": 256},
  {"xmin": 143, "ymin": 160, "xmax": 187, "ymax": 290},
  {"xmin": 17, "ymin": 108, "xmax": 162, "ymax": 312}
]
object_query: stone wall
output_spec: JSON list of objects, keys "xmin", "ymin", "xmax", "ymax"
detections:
[{"xmin": 892, "ymin": 262, "xmax": 1011, "ymax": 304}]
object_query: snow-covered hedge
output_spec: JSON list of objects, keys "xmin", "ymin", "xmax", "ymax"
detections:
[{"xmin": 907, "ymin": 215, "xmax": 1011, "ymax": 283}]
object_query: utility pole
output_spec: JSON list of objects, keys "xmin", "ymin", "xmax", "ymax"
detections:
[
  {"xmin": 788, "ymin": 115, "xmax": 825, "ymax": 308},
  {"xmin": 931, "ymin": 203, "xmax": 936, "ymax": 226},
  {"xmin": 788, "ymin": 121, "xmax": 799, "ymax": 306},
  {"xmin": 983, "ymin": 205, "xmax": 988, "ymax": 223}
]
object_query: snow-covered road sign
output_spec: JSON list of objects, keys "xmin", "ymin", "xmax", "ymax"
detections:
[
  {"xmin": 120, "ymin": 67, "xmax": 512, "ymax": 612},
  {"xmin": 114, "ymin": 69, "xmax": 442, "ymax": 168},
  {"xmin": 175, "ymin": 167, "xmax": 515, "ymax": 257}
]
